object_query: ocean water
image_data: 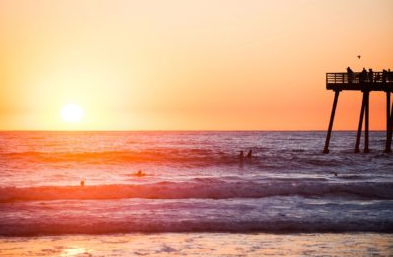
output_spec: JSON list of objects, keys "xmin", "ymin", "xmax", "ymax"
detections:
[
  {"xmin": 0, "ymin": 131, "xmax": 392, "ymax": 255},
  {"xmin": 0, "ymin": 131, "xmax": 393, "ymax": 235}
]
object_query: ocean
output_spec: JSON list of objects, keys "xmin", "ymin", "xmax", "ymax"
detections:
[{"xmin": 0, "ymin": 131, "xmax": 392, "ymax": 256}]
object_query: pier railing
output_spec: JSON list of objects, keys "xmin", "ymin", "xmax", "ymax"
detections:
[{"xmin": 326, "ymin": 72, "xmax": 393, "ymax": 91}]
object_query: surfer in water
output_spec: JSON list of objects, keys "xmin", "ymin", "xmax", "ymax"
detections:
[
  {"xmin": 246, "ymin": 149, "xmax": 252, "ymax": 158},
  {"xmin": 80, "ymin": 178, "xmax": 85, "ymax": 186},
  {"xmin": 239, "ymin": 150, "xmax": 244, "ymax": 160},
  {"xmin": 134, "ymin": 170, "xmax": 146, "ymax": 177}
]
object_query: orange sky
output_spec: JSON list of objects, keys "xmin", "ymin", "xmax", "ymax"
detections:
[{"xmin": 0, "ymin": 0, "xmax": 392, "ymax": 130}]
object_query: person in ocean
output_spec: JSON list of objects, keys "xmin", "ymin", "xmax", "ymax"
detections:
[
  {"xmin": 80, "ymin": 178, "xmax": 85, "ymax": 186},
  {"xmin": 239, "ymin": 150, "xmax": 244, "ymax": 160},
  {"xmin": 135, "ymin": 170, "xmax": 145, "ymax": 177},
  {"xmin": 246, "ymin": 149, "xmax": 252, "ymax": 158}
]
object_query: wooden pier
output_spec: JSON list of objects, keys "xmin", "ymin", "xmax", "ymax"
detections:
[{"xmin": 323, "ymin": 71, "xmax": 393, "ymax": 153}]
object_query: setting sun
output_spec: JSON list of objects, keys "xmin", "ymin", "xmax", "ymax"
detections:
[{"xmin": 61, "ymin": 104, "xmax": 85, "ymax": 122}]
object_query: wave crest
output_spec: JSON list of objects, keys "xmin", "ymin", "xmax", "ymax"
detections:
[{"xmin": 1, "ymin": 180, "xmax": 392, "ymax": 202}]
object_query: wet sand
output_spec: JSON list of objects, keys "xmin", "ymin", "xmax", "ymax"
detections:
[{"xmin": 0, "ymin": 233, "xmax": 392, "ymax": 256}]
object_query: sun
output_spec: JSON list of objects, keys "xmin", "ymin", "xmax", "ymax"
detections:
[{"xmin": 61, "ymin": 104, "xmax": 85, "ymax": 122}]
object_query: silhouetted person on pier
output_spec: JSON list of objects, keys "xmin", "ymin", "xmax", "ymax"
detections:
[
  {"xmin": 382, "ymin": 69, "xmax": 387, "ymax": 83},
  {"xmin": 246, "ymin": 149, "xmax": 252, "ymax": 158},
  {"xmin": 360, "ymin": 68, "xmax": 367, "ymax": 83},
  {"xmin": 388, "ymin": 69, "xmax": 393, "ymax": 83},
  {"xmin": 368, "ymin": 68, "xmax": 374, "ymax": 83},
  {"xmin": 347, "ymin": 67, "xmax": 354, "ymax": 84}
]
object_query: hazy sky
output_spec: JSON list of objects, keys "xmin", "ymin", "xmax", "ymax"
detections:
[{"xmin": 0, "ymin": 0, "xmax": 392, "ymax": 130}]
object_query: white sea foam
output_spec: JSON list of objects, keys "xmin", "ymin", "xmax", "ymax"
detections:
[{"xmin": 1, "ymin": 179, "xmax": 392, "ymax": 202}]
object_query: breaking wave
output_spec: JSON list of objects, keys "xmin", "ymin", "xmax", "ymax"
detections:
[
  {"xmin": 1, "ymin": 179, "xmax": 392, "ymax": 202},
  {"xmin": 1, "ymin": 219, "xmax": 392, "ymax": 236}
]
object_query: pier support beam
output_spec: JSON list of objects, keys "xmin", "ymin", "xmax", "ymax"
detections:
[
  {"xmin": 323, "ymin": 90, "xmax": 340, "ymax": 154},
  {"xmin": 355, "ymin": 93, "xmax": 366, "ymax": 153},
  {"xmin": 390, "ymin": 102, "xmax": 393, "ymax": 143},
  {"xmin": 364, "ymin": 91, "xmax": 370, "ymax": 153},
  {"xmin": 386, "ymin": 100, "xmax": 393, "ymax": 153},
  {"xmin": 384, "ymin": 92, "xmax": 392, "ymax": 153}
]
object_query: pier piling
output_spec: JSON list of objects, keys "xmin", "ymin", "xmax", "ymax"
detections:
[
  {"xmin": 386, "ymin": 100, "xmax": 393, "ymax": 153},
  {"xmin": 364, "ymin": 91, "xmax": 370, "ymax": 153},
  {"xmin": 384, "ymin": 92, "xmax": 392, "ymax": 153},
  {"xmin": 355, "ymin": 94, "xmax": 366, "ymax": 153},
  {"xmin": 323, "ymin": 90, "xmax": 340, "ymax": 154}
]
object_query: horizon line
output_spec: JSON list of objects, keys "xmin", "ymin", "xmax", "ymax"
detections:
[{"xmin": 0, "ymin": 129, "xmax": 388, "ymax": 132}]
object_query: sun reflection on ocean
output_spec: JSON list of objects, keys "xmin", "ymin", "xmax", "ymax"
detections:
[{"xmin": 60, "ymin": 247, "xmax": 89, "ymax": 256}]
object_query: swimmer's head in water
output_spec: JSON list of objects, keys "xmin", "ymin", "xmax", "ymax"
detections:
[{"xmin": 134, "ymin": 170, "xmax": 146, "ymax": 177}]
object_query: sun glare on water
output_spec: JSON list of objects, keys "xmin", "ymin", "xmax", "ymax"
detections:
[{"xmin": 61, "ymin": 104, "xmax": 85, "ymax": 122}]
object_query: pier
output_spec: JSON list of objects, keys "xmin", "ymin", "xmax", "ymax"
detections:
[{"xmin": 323, "ymin": 71, "xmax": 393, "ymax": 153}]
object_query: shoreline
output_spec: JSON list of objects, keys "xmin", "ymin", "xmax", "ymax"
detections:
[{"xmin": 1, "ymin": 233, "xmax": 392, "ymax": 256}]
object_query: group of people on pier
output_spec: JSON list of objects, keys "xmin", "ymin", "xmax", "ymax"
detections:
[{"xmin": 346, "ymin": 67, "xmax": 392, "ymax": 84}]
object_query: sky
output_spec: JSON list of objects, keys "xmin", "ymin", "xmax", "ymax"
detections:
[{"xmin": 0, "ymin": 0, "xmax": 392, "ymax": 130}]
